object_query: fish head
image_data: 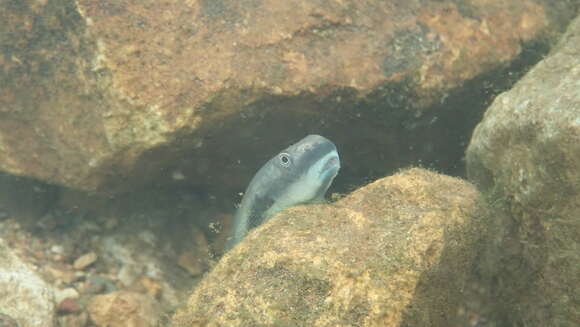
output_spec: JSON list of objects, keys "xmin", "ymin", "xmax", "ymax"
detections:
[{"xmin": 267, "ymin": 134, "xmax": 340, "ymax": 205}]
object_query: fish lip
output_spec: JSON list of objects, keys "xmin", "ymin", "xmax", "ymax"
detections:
[
  {"xmin": 329, "ymin": 155, "xmax": 340, "ymax": 169},
  {"xmin": 323, "ymin": 155, "xmax": 341, "ymax": 179}
]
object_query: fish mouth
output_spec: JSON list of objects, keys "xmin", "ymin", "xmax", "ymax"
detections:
[{"xmin": 321, "ymin": 155, "xmax": 340, "ymax": 180}]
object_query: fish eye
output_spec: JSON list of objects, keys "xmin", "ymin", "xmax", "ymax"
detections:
[{"xmin": 278, "ymin": 153, "xmax": 291, "ymax": 167}]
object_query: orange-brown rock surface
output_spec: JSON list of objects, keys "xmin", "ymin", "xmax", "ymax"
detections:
[
  {"xmin": 172, "ymin": 168, "xmax": 487, "ymax": 327},
  {"xmin": 0, "ymin": 0, "xmax": 575, "ymax": 193},
  {"xmin": 88, "ymin": 291, "xmax": 161, "ymax": 327}
]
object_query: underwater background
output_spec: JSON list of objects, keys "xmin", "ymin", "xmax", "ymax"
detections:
[{"xmin": 0, "ymin": 1, "xmax": 579, "ymax": 326}]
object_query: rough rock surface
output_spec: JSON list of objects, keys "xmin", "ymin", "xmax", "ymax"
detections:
[
  {"xmin": 172, "ymin": 168, "xmax": 486, "ymax": 327},
  {"xmin": 466, "ymin": 14, "xmax": 580, "ymax": 327},
  {"xmin": 87, "ymin": 291, "xmax": 162, "ymax": 327},
  {"xmin": 0, "ymin": 239, "xmax": 56, "ymax": 327},
  {"xmin": 0, "ymin": 0, "xmax": 575, "ymax": 193}
]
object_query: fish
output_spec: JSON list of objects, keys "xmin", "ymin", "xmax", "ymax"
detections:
[{"xmin": 225, "ymin": 134, "xmax": 340, "ymax": 251}]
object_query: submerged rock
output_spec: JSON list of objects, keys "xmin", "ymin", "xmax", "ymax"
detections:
[
  {"xmin": 0, "ymin": 313, "xmax": 20, "ymax": 327},
  {"xmin": 172, "ymin": 168, "xmax": 486, "ymax": 327},
  {"xmin": 0, "ymin": 0, "xmax": 575, "ymax": 194},
  {"xmin": 0, "ymin": 239, "xmax": 55, "ymax": 327},
  {"xmin": 466, "ymin": 14, "xmax": 580, "ymax": 327},
  {"xmin": 87, "ymin": 291, "xmax": 161, "ymax": 327}
]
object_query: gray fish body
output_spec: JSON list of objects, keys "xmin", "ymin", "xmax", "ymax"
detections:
[{"xmin": 225, "ymin": 134, "xmax": 340, "ymax": 250}]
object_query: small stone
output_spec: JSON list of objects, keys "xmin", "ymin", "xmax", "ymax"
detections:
[
  {"xmin": 177, "ymin": 251, "xmax": 204, "ymax": 276},
  {"xmin": 74, "ymin": 271, "xmax": 86, "ymax": 279},
  {"xmin": 73, "ymin": 252, "xmax": 97, "ymax": 270},
  {"xmin": 52, "ymin": 254, "xmax": 66, "ymax": 262},
  {"xmin": 57, "ymin": 298, "xmax": 82, "ymax": 315},
  {"xmin": 55, "ymin": 288, "xmax": 80, "ymax": 304},
  {"xmin": 139, "ymin": 276, "xmax": 162, "ymax": 300},
  {"xmin": 117, "ymin": 264, "xmax": 140, "ymax": 287},
  {"xmin": 88, "ymin": 291, "xmax": 161, "ymax": 327},
  {"xmin": 84, "ymin": 275, "xmax": 116, "ymax": 295},
  {"xmin": 44, "ymin": 265, "xmax": 76, "ymax": 284},
  {"xmin": 51, "ymin": 245, "xmax": 65, "ymax": 254},
  {"xmin": 176, "ymin": 228, "xmax": 211, "ymax": 276}
]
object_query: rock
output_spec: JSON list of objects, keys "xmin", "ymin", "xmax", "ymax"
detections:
[
  {"xmin": 43, "ymin": 264, "xmax": 76, "ymax": 285},
  {"xmin": 99, "ymin": 228, "xmax": 191, "ymax": 310},
  {"xmin": 138, "ymin": 276, "xmax": 162, "ymax": 300},
  {"xmin": 465, "ymin": 14, "xmax": 580, "ymax": 327},
  {"xmin": 172, "ymin": 168, "xmax": 486, "ymax": 326},
  {"xmin": 83, "ymin": 275, "xmax": 116, "ymax": 295},
  {"xmin": 57, "ymin": 298, "xmax": 82, "ymax": 315},
  {"xmin": 55, "ymin": 288, "xmax": 80, "ymax": 304},
  {"xmin": 56, "ymin": 312, "xmax": 88, "ymax": 327},
  {"xmin": 177, "ymin": 227, "xmax": 211, "ymax": 277},
  {"xmin": 87, "ymin": 291, "xmax": 162, "ymax": 327},
  {"xmin": 0, "ymin": 239, "xmax": 55, "ymax": 327},
  {"xmin": 0, "ymin": 1, "xmax": 575, "ymax": 194},
  {"xmin": 50, "ymin": 245, "xmax": 64, "ymax": 255},
  {"xmin": 176, "ymin": 252, "xmax": 204, "ymax": 277},
  {"xmin": 73, "ymin": 252, "xmax": 97, "ymax": 270},
  {"xmin": 0, "ymin": 313, "xmax": 20, "ymax": 327}
]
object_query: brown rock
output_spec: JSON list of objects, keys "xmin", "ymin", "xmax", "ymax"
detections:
[
  {"xmin": 57, "ymin": 298, "xmax": 82, "ymax": 315},
  {"xmin": 177, "ymin": 227, "xmax": 211, "ymax": 277},
  {"xmin": 88, "ymin": 291, "xmax": 162, "ymax": 327},
  {"xmin": 139, "ymin": 276, "xmax": 162, "ymax": 300},
  {"xmin": 466, "ymin": 13, "xmax": 580, "ymax": 327},
  {"xmin": 55, "ymin": 288, "xmax": 80, "ymax": 304},
  {"xmin": 44, "ymin": 264, "xmax": 76, "ymax": 284},
  {"xmin": 73, "ymin": 252, "xmax": 97, "ymax": 270},
  {"xmin": 0, "ymin": 0, "xmax": 575, "ymax": 194},
  {"xmin": 177, "ymin": 251, "xmax": 204, "ymax": 277},
  {"xmin": 172, "ymin": 168, "xmax": 486, "ymax": 327}
]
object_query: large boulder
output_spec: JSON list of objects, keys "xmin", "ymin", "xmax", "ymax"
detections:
[
  {"xmin": 466, "ymin": 14, "xmax": 580, "ymax": 327},
  {"xmin": 172, "ymin": 168, "xmax": 486, "ymax": 327},
  {"xmin": 0, "ymin": 239, "xmax": 56, "ymax": 327},
  {"xmin": 0, "ymin": 0, "xmax": 575, "ymax": 193}
]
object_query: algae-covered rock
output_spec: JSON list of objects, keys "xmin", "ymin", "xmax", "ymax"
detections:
[
  {"xmin": 172, "ymin": 168, "xmax": 486, "ymax": 327},
  {"xmin": 466, "ymin": 14, "xmax": 580, "ymax": 327},
  {"xmin": 0, "ymin": 0, "xmax": 575, "ymax": 194}
]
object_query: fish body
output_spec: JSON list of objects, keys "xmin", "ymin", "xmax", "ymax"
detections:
[{"xmin": 225, "ymin": 134, "xmax": 340, "ymax": 250}]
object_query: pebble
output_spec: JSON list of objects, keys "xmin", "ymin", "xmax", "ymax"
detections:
[
  {"xmin": 44, "ymin": 265, "xmax": 76, "ymax": 284},
  {"xmin": 57, "ymin": 298, "xmax": 82, "ymax": 315},
  {"xmin": 55, "ymin": 287, "xmax": 80, "ymax": 304},
  {"xmin": 51, "ymin": 244, "xmax": 65, "ymax": 254},
  {"xmin": 73, "ymin": 252, "xmax": 97, "ymax": 270},
  {"xmin": 84, "ymin": 275, "xmax": 116, "ymax": 294},
  {"xmin": 177, "ymin": 251, "xmax": 204, "ymax": 276},
  {"xmin": 139, "ymin": 276, "xmax": 162, "ymax": 300}
]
